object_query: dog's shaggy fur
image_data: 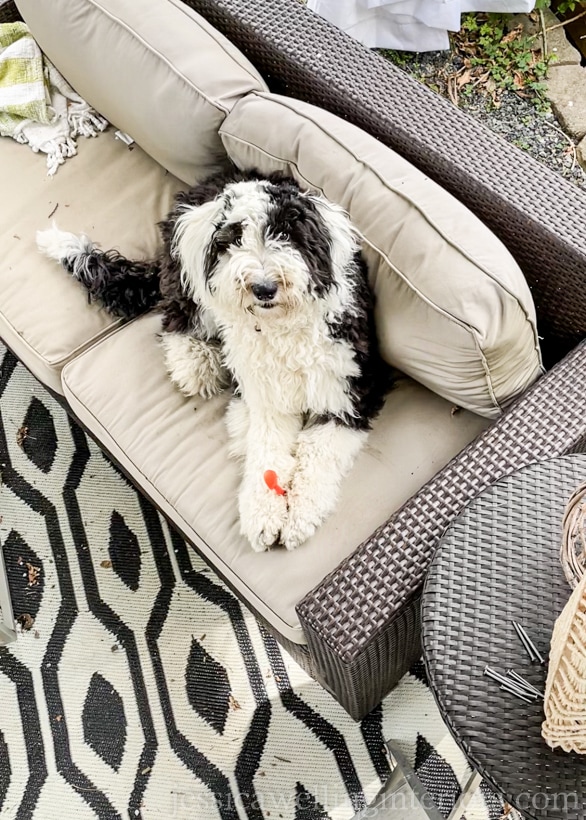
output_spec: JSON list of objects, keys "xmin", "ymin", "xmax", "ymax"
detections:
[{"xmin": 37, "ymin": 169, "xmax": 390, "ymax": 551}]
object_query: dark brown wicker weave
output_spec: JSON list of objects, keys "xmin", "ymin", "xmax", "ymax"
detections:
[
  {"xmin": 3, "ymin": 0, "xmax": 586, "ymax": 719},
  {"xmin": 0, "ymin": 0, "xmax": 17, "ymax": 23},
  {"xmin": 422, "ymin": 456, "xmax": 586, "ymax": 819}
]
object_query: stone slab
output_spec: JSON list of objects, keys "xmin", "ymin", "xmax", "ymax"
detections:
[
  {"xmin": 542, "ymin": 8, "xmax": 581, "ymax": 66},
  {"xmin": 577, "ymin": 134, "xmax": 586, "ymax": 170},
  {"xmin": 545, "ymin": 64, "xmax": 586, "ymax": 140}
]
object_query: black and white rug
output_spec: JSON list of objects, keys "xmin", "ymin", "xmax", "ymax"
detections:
[{"xmin": 0, "ymin": 344, "xmax": 516, "ymax": 820}]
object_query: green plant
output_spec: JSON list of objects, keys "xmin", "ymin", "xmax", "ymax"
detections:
[
  {"xmin": 453, "ymin": 12, "xmax": 554, "ymax": 110},
  {"xmin": 535, "ymin": 0, "xmax": 584, "ymax": 15}
]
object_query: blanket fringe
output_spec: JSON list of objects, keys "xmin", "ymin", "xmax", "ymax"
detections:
[
  {"xmin": 43, "ymin": 136, "xmax": 77, "ymax": 176},
  {"xmin": 68, "ymin": 107, "xmax": 108, "ymax": 139}
]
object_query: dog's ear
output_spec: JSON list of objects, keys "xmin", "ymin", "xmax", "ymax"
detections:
[
  {"xmin": 158, "ymin": 199, "xmax": 223, "ymax": 339},
  {"xmin": 170, "ymin": 199, "xmax": 225, "ymax": 301},
  {"xmin": 158, "ymin": 249, "xmax": 218, "ymax": 339}
]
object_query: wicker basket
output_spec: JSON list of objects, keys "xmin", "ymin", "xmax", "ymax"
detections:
[
  {"xmin": 542, "ymin": 480, "xmax": 586, "ymax": 753},
  {"xmin": 561, "ymin": 480, "xmax": 586, "ymax": 589}
]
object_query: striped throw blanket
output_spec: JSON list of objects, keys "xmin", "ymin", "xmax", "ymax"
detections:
[{"xmin": 0, "ymin": 21, "xmax": 108, "ymax": 175}]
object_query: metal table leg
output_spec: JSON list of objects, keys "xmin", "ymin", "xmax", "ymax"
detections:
[
  {"xmin": 351, "ymin": 740, "xmax": 483, "ymax": 820},
  {"xmin": 0, "ymin": 541, "xmax": 16, "ymax": 646}
]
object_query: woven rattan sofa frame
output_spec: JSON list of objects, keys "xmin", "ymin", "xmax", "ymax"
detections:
[{"xmin": 2, "ymin": 0, "xmax": 586, "ymax": 720}]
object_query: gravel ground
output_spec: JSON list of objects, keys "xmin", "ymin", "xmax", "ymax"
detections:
[{"xmin": 381, "ymin": 48, "xmax": 586, "ymax": 189}]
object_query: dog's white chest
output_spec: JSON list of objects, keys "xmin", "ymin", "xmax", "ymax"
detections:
[{"xmin": 223, "ymin": 318, "xmax": 357, "ymax": 417}]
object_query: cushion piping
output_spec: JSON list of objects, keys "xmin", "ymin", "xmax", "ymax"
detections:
[
  {"xmin": 0, "ymin": 303, "xmax": 122, "ymax": 368},
  {"xmin": 166, "ymin": 0, "xmax": 267, "ymax": 87}
]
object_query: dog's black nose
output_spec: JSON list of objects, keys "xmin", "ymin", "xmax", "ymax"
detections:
[{"xmin": 252, "ymin": 282, "xmax": 278, "ymax": 301}]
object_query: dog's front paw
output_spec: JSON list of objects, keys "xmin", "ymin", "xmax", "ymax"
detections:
[
  {"xmin": 160, "ymin": 332, "xmax": 228, "ymax": 399},
  {"xmin": 239, "ymin": 478, "xmax": 288, "ymax": 552},
  {"xmin": 280, "ymin": 475, "xmax": 342, "ymax": 550},
  {"xmin": 280, "ymin": 495, "xmax": 323, "ymax": 550}
]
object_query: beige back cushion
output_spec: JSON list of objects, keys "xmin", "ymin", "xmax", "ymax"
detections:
[
  {"xmin": 15, "ymin": 0, "xmax": 268, "ymax": 184},
  {"xmin": 220, "ymin": 92, "xmax": 543, "ymax": 418}
]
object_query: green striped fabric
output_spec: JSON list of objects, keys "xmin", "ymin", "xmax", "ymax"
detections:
[
  {"xmin": 0, "ymin": 22, "xmax": 51, "ymax": 138},
  {"xmin": 0, "ymin": 21, "xmax": 107, "ymax": 174}
]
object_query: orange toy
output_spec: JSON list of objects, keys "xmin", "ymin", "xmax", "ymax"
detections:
[{"xmin": 264, "ymin": 469, "xmax": 286, "ymax": 496}]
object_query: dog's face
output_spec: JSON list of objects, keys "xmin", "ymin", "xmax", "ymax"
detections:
[{"xmin": 172, "ymin": 178, "xmax": 358, "ymax": 323}]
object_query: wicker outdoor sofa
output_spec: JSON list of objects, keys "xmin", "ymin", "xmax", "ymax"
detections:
[{"xmin": 1, "ymin": 0, "xmax": 586, "ymax": 722}]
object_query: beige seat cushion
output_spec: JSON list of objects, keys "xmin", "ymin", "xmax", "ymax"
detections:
[
  {"xmin": 220, "ymin": 92, "xmax": 544, "ymax": 418},
  {"xmin": 61, "ymin": 314, "xmax": 490, "ymax": 644},
  {"xmin": 0, "ymin": 130, "xmax": 186, "ymax": 393},
  {"xmin": 15, "ymin": 0, "xmax": 268, "ymax": 183}
]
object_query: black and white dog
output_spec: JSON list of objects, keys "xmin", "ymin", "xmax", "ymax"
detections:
[{"xmin": 37, "ymin": 170, "xmax": 390, "ymax": 551}]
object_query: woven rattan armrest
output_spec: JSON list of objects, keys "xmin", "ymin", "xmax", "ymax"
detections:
[
  {"xmin": 296, "ymin": 340, "xmax": 586, "ymax": 717},
  {"xmin": 0, "ymin": 0, "xmax": 19, "ymax": 23}
]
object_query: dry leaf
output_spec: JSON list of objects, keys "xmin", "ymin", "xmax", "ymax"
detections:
[
  {"xmin": 16, "ymin": 426, "xmax": 28, "ymax": 447},
  {"xmin": 17, "ymin": 613, "xmax": 34, "ymax": 631},
  {"xmin": 100, "ymin": 560, "xmax": 112, "ymax": 569},
  {"xmin": 26, "ymin": 562, "xmax": 40, "ymax": 587},
  {"xmin": 456, "ymin": 68, "xmax": 473, "ymax": 88}
]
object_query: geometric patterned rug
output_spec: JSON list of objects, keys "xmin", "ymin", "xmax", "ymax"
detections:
[{"xmin": 0, "ymin": 343, "xmax": 518, "ymax": 820}]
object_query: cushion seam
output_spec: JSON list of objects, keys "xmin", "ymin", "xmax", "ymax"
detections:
[
  {"xmin": 0, "ymin": 304, "xmax": 123, "ymax": 367},
  {"xmin": 166, "ymin": 0, "xmax": 267, "ymax": 90}
]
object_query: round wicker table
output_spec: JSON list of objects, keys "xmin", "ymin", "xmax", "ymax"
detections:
[{"xmin": 422, "ymin": 454, "xmax": 586, "ymax": 820}]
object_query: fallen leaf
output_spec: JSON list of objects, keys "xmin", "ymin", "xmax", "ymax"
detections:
[
  {"xmin": 502, "ymin": 28, "xmax": 520, "ymax": 43},
  {"xmin": 17, "ymin": 613, "xmax": 34, "ymax": 631},
  {"xmin": 26, "ymin": 562, "xmax": 40, "ymax": 587},
  {"xmin": 456, "ymin": 68, "xmax": 473, "ymax": 88},
  {"xmin": 100, "ymin": 560, "xmax": 112, "ymax": 569},
  {"xmin": 450, "ymin": 405, "xmax": 461, "ymax": 416},
  {"xmin": 229, "ymin": 694, "xmax": 241, "ymax": 711},
  {"xmin": 54, "ymin": 714, "xmax": 63, "ymax": 722},
  {"xmin": 16, "ymin": 426, "xmax": 28, "ymax": 447}
]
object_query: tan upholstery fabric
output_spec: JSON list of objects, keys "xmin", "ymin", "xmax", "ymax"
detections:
[
  {"xmin": 0, "ymin": 131, "xmax": 186, "ymax": 393},
  {"xmin": 15, "ymin": 0, "xmax": 267, "ymax": 184},
  {"xmin": 220, "ymin": 92, "xmax": 544, "ymax": 418},
  {"xmin": 61, "ymin": 314, "xmax": 490, "ymax": 643}
]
